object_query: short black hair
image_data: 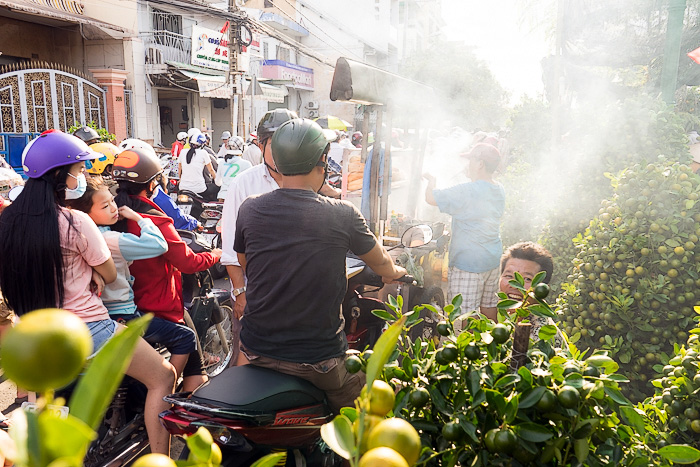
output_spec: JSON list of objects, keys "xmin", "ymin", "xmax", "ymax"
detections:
[{"xmin": 500, "ymin": 242, "xmax": 554, "ymax": 283}]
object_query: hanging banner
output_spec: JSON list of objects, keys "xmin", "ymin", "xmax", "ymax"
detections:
[{"xmin": 191, "ymin": 24, "xmax": 230, "ymax": 71}]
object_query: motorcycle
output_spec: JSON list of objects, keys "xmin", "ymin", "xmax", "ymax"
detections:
[{"xmin": 158, "ymin": 225, "xmax": 431, "ymax": 467}]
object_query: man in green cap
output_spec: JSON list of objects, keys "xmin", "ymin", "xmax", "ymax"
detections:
[{"xmin": 233, "ymin": 118, "xmax": 406, "ymax": 412}]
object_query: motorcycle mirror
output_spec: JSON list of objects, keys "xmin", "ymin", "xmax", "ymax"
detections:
[{"xmin": 400, "ymin": 224, "xmax": 433, "ymax": 248}]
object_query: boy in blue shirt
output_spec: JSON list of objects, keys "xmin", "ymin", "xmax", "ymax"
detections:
[{"xmin": 424, "ymin": 143, "xmax": 505, "ymax": 322}]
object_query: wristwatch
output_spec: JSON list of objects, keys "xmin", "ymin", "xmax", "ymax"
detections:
[{"xmin": 232, "ymin": 287, "xmax": 246, "ymax": 297}]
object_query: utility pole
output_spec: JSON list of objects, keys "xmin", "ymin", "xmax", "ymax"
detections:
[
  {"xmin": 228, "ymin": 0, "xmax": 240, "ymax": 135},
  {"xmin": 660, "ymin": 0, "xmax": 687, "ymax": 104}
]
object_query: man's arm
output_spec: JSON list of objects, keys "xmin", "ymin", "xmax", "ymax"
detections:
[
  {"xmin": 358, "ymin": 242, "xmax": 406, "ymax": 282},
  {"xmin": 319, "ymin": 181, "xmax": 341, "ymax": 199}
]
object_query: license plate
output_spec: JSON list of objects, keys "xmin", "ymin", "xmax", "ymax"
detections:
[{"xmin": 21, "ymin": 402, "xmax": 69, "ymax": 418}]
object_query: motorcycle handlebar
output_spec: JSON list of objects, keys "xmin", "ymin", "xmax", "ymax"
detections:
[{"xmin": 397, "ymin": 275, "xmax": 416, "ymax": 285}]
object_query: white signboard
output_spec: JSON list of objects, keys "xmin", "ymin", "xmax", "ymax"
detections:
[{"xmin": 191, "ymin": 25, "xmax": 230, "ymax": 71}]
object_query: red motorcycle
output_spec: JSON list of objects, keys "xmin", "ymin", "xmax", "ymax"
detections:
[{"xmin": 159, "ymin": 226, "xmax": 431, "ymax": 466}]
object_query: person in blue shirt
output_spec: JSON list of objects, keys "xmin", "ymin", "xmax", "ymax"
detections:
[
  {"xmin": 423, "ymin": 143, "xmax": 505, "ymax": 323},
  {"xmin": 150, "ymin": 175, "xmax": 201, "ymax": 231}
]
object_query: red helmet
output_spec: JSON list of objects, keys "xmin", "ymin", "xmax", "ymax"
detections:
[{"xmin": 351, "ymin": 131, "xmax": 363, "ymax": 147}]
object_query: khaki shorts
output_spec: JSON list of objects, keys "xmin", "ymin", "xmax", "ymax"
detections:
[{"xmin": 241, "ymin": 346, "xmax": 365, "ymax": 413}]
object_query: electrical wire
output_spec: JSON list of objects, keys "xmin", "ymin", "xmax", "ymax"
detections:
[{"xmin": 265, "ymin": 0, "xmax": 364, "ymax": 62}]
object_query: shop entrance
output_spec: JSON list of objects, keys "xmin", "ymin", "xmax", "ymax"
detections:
[{"xmin": 158, "ymin": 90, "xmax": 189, "ymax": 147}]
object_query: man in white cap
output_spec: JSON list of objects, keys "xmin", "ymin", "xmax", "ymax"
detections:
[
  {"xmin": 218, "ymin": 131, "xmax": 232, "ymax": 158},
  {"xmin": 242, "ymin": 131, "xmax": 262, "ymax": 166}
]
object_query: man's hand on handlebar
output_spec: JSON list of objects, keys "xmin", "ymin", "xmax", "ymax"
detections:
[{"xmin": 382, "ymin": 266, "xmax": 408, "ymax": 284}]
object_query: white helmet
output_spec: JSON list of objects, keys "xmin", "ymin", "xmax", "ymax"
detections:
[
  {"xmin": 227, "ymin": 136, "xmax": 244, "ymax": 153},
  {"xmin": 176, "ymin": 131, "xmax": 188, "ymax": 141},
  {"xmin": 190, "ymin": 133, "xmax": 207, "ymax": 146},
  {"xmin": 187, "ymin": 128, "xmax": 201, "ymax": 139},
  {"xmin": 221, "ymin": 130, "xmax": 232, "ymax": 140},
  {"xmin": 118, "ymin": 139, "xmax": 157, "ymax": 159}
]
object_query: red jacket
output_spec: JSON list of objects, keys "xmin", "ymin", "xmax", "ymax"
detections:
[{"xmin": 127, "ymin": 196, "xmax": 220, "ymax": 323}]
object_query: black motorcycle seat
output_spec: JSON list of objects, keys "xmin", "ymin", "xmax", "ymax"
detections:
[{"xmin": 191, "ymin": 365, "xmax": 326, "ymax": 412}]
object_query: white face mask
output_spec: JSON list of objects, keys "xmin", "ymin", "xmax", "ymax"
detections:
[{"xmin": 65, "ymin": 173, "xmax": 87, "ymax": 200}]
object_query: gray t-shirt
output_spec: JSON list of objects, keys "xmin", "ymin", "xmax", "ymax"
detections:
[{"xmin": 234, "ymin": 188, "xmax": 377, "ymax": 362}]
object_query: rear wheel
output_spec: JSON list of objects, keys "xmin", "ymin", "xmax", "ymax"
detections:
[
  {"xmin": 202, "ymin": 301, "xmax": 234, "ymax": 377},
  {"xmin": 409, "ymin": 286, "xmax": 445, "ymax": 342}
]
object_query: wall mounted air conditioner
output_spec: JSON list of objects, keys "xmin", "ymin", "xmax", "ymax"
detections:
[
  {"xmin": 306, "ymin": 100, "xmax": 319, "ymax": 109},
  {"xmin": 308, "ymin": 109, "xmax": 319, "ymax": 118}
]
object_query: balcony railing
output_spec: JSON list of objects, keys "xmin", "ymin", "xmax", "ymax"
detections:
[{"xmin": 143, "ymin": 30, "xmax": 192, "ymax": 65}]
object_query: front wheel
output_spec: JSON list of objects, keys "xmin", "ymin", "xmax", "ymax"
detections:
[{"xmin": 201, "ymin": 301, "xmax": 235, "ymax": 377}]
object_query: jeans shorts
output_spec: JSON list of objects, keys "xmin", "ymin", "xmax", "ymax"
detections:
[
  {"xmin": 87, "ymin": 318, "xmax": 118, "ymax": 358},
  {"xmin": 112, "ymin": 312, "xmax": 197, "ymax": 355}
]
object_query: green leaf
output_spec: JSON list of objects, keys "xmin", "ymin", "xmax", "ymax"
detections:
[
  {"xmin": 339, "ymin": 407, "xmax": 357, "ymax": 423},
  {"xmin": 657, "ymin": 445, "xmax": 700, "ymax": 464},
  {"xmin": 620, "ymin": 406, "xmax": 646, "ymax": 435},
  {"xmin": 404, "ymin": 309, "xmax": 420, "ymax": 324},
  {"xmin": 451, "ymin": 294, "xmax": 463, "ymax": 309},
  {"xmin": 494, "ymin": 374, "xmax": 520, "ymax": 388},
  {"xmin": 604, "ymin": 387, "xmax": 630, "ymax": 405},
  {"xmin": 665, "ymin": 239, "xmax": 681, "ymax": 248},
  {"xmin": 518, "ymin": 366, "xmax": 533, "ymax": 386},
  {"xmin": 366, "ymin": 315, "xmax": 407, "ymax": 389},
  {"xmin": 538, "ymin": 325, "xmax": 558, "ymax": 341},
  {"xmin": 514, "ymin": 422, "xmax": 553, "ymax": 442},
  {"xmin": 388, "ymin": 294, "xmax": 399, "ymax": 311},
  {"xmin": 528, "ymin": 304, "xmax": 556, "ymax": 319},
  {"xmin": 458, "ymin": 419, "xmax": 478, "ymax": 443},
  {"xmin": 574, "ymin": 437, "xmax": 589, "ymax": 463},
  {"xmin": 320, "ymin": 415, "xmax": 354, "ymax": 460},
  {"xmin": 250, "ymin": 453, "xmax": 288, "ymax": 467},
  {"xmin": 531, "ymin": 271, "xmax": 546, "ymax": 288},
  {"xmin": 505, "ymin": 397, "xmax": 518, "ymax": 424},
  {"xmin": 371, "ymin": 309, "xmax": 396, "ymax": 321},
  {"xmin": 586, "ymin": 354, "xmax": 619, "ymax": 373},
  {"xmin": 496, "ymin": 299, "xmax": 520, "ymax": 309},
  {"xmin": 519, "ymin": 387, "xmax": 546, "ymax": 409},
  {"xmin": 69, "ymin": 314, "xmax": 151, "ymax": 431},
  {"xmin": 484, "ymin": 389, "xmax": 506, "ymax": 418},
  {"xmin": 39, "ymin": 412, "xmax": 95, "ymax": 467}
]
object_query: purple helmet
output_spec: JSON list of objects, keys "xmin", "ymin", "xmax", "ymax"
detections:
[{"xmin": 23, "ymin": 130, "xmax": 99, "ymax": 178}]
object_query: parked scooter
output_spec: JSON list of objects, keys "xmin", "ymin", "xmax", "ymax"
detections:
[{"xmin": 158, "ymin": 225, "xmax": 430, "ymax": 467}]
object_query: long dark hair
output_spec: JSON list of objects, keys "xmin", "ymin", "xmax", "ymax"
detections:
[
  {"xmin": 0, "ymin": 165, "xmax": 74, "ymax": 315},
  {"xmin": 185, "ymin": 147, "xmax": 196, "ymax": 164}
]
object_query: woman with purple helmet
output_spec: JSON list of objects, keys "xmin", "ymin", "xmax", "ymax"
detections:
[{"xmin": 0, "ymin": 130, "xmax": 176, "ymax": 455}]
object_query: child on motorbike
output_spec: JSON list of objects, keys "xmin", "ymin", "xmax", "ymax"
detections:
[
  {"xmin": 0, "ymin": 130, "xmax": 176, "ymax": 455},
  {"xmin": 112, "ymin": 146, "xmax": 222, "ymax": 391},
  {"xmin": 68, "ymin": 177, "xmax": 202, "ymax": 383}
]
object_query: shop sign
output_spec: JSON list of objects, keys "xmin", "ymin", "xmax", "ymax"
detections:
[
  {"xmin": 191, "ymin": 25, "xmax": 230, "ymax": 71},
  {"xmin": 198, "ymin": 80, "xmax": 234, "ymax": 98},
  {"xmin": 261, "ymin": 60, "xmax": 314, "ymax": 90}
]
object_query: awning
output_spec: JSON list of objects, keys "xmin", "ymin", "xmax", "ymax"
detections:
[
  {"xmin": 0, "ymin": 0, "xmax": 134, "ymax": 39},
  {"xmin": 180, "ymin": 70, "xmax": 234, "ymax": 99},
  {"xmin": 246, "ymin": 81, "xmax": 288, "ymax": 103}
]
